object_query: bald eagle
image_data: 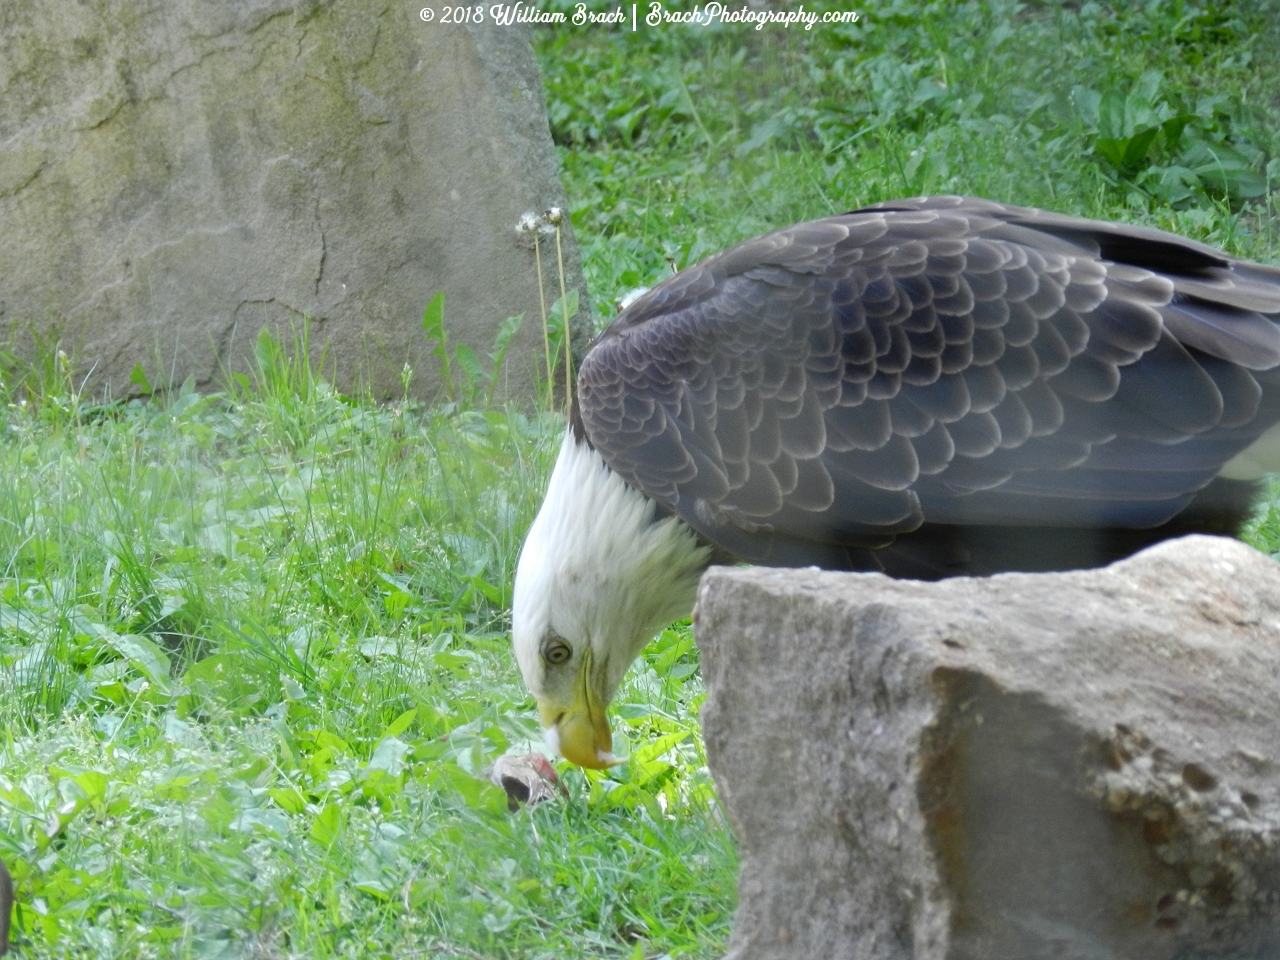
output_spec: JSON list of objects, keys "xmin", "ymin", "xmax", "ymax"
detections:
[{"xmin": 512, "ymin": 195, "xmax": 1280, "ymax": 769}]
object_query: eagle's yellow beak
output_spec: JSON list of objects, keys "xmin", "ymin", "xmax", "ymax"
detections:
[{"xmin": 538, "ymin": 649, "xmax": 622, "ymax": 769}]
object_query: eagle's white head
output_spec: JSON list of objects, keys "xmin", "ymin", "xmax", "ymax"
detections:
[{"xmin": 512, "ymin": 429, "xmax": 711, "ymax": 768}]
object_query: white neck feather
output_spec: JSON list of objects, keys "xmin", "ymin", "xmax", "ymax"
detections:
[{"xmin": 513, "ymin": 429, "xmax": 711, "ymax": 698}]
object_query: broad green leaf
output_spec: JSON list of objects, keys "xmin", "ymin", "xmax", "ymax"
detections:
[
  {"xmin": 107, "ymin": 633, "xmax": 172, "ymax": 691},
  {"xmin": 1183, "ymin": 139, "xmax": 1268, "ymax": 199},
  {"xmin": 421, "ymin": 290, "xmax": 446, "ymax": 339},
  {"xmin": 354, "ymin": 878, "xmax": 394, "ymax": 900},
  {"xmin": 1119, "ymin": 127, "xmax": 1160, "ymax": 170},
  {"xmin": 72, "ymin": 771, "xmax": 109, "ymax": 804},
  {"xmin": 632, "ymin": 730, "xmax": 691, "ymax": 766},
  {"xmin": 422, "ymin": 290, "xmax": 453, "ymax": 401},
  {"xmin": 382, "ymin": 708, "xmax": 417, "ymax": 740},
  {"xmin": 366, "ymin": 737, "xmax": 410, "ymax": 775},
  {"xmin": 1070, "ymin": 85, "xmax": 1101, "ymax": 128},
  {"xmin": 1133, "ymin": 70, "xmax": 1163, "ymax": 108},
  {"xmin": 230, "ymin": 807, "xmax": 290, "ymax": 837},
  {"xmin": 1160, "ymin": 114, "xmax": 1196, "ymax": 152},
  {"xmin": 309, "ymin": 802, "xmax": 344, "ymax": 846},
  {"xmin": 269, "ymin": 788, "xmax": 307, "ymax": 815},
  {"xmin": 129, "ymin": 362, "xmax": 153, "ymax": 395},
  {"xmin": 180, "ymin": 653, "xmax": 263, "ymax": 717},
  {"xmin": 383, "ymin": 590, "xmax": 410, "ymax": 618},
  {"xmin": 359, "ymin": 637, "xmax": 400, "ymax": 659},
  {"xmin": 655, "ymin": 636, "xmax": 696, "ymax": 673},
  {"xmin": 453, "ymin": 342, "xmax": 483, "ymax": 393},
  {"xmin": 312, "ymin": 730, "xmax": 350, "ymax": 755},
  {"xmin": 549, "ymin": 288, "xmax": 579, "ymax": 323},
  {"xmin": 469, "ymin": 575, "xmax": 506, "ymax": 606},
  {"xmin": 428, "ymin": 764, "xmax": 507, "ymax": 818}
]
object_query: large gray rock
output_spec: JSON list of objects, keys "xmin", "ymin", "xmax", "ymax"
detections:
[
  {"xmin": 0, "ymin": 0, "xmax": 586, "ymax": 399},
  {"xmin": 695, "ymin": 535, "xmax": 1280, "ymax": 960}
]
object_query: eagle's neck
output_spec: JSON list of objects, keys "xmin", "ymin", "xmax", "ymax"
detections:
[{"xmin": 514, "ymin": 430, "xmax": 712, "ymax": 696}]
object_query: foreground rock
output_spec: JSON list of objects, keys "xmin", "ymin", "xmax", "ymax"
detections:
[
  {"xmin": 696, "ymin": 535, "xmax": 1280, "ymax": 960},
  {"xmin": 0, "ymin": 1, "xmax": 587, "ymax": 399}
]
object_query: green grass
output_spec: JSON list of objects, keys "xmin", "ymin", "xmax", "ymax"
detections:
[
  {"xmin": 0, "ymin": 335, "xmax": 732, "ymax": 958},
  {"xmin": 534, "ymin": 0, "xmax": 1280, "ymax": 319},
  {"xmin": 4, "ymin": 0, "xmax": 1280, "ymax": 956}
]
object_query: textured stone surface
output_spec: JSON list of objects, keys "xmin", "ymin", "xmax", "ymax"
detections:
[
  {"xmin": 695, "ymin": 535, "xmax": 1280, "ymax": 960},
  {"xmin": 0, "ymin": 0, "xmax": 586, "ymax": 399}
]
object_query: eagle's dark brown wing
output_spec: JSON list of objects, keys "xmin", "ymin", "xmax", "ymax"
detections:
[{"xmin": 576, "ymin": 196, "xmax": 1280, "ymax": 576}]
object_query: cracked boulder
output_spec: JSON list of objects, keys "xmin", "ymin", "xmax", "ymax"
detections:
[
  {"xmin": 695, "ymin": 535, "xmax": 1280, "ymax": 960},
  {"xmin": 0, "ymin": 1, "xmax": 586, "ymax": 399}
]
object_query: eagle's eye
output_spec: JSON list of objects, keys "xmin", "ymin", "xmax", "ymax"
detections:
[{"xmin": 543, "ymin": 638, "xmax": 572, "ymax": 666}]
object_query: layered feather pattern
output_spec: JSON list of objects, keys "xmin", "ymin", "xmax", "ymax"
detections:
[{"xmin": 576, "ymin": 196, "xmax": 1280, "ymax": 574}]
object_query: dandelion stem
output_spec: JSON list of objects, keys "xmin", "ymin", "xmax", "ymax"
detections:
[
  {"xmin": 554, "ymin": 221, "xmax": 572, "ymax": 419},
  {"xmin": 534, "ymin": 231, "xmax": 552, "ymax": 410}
]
